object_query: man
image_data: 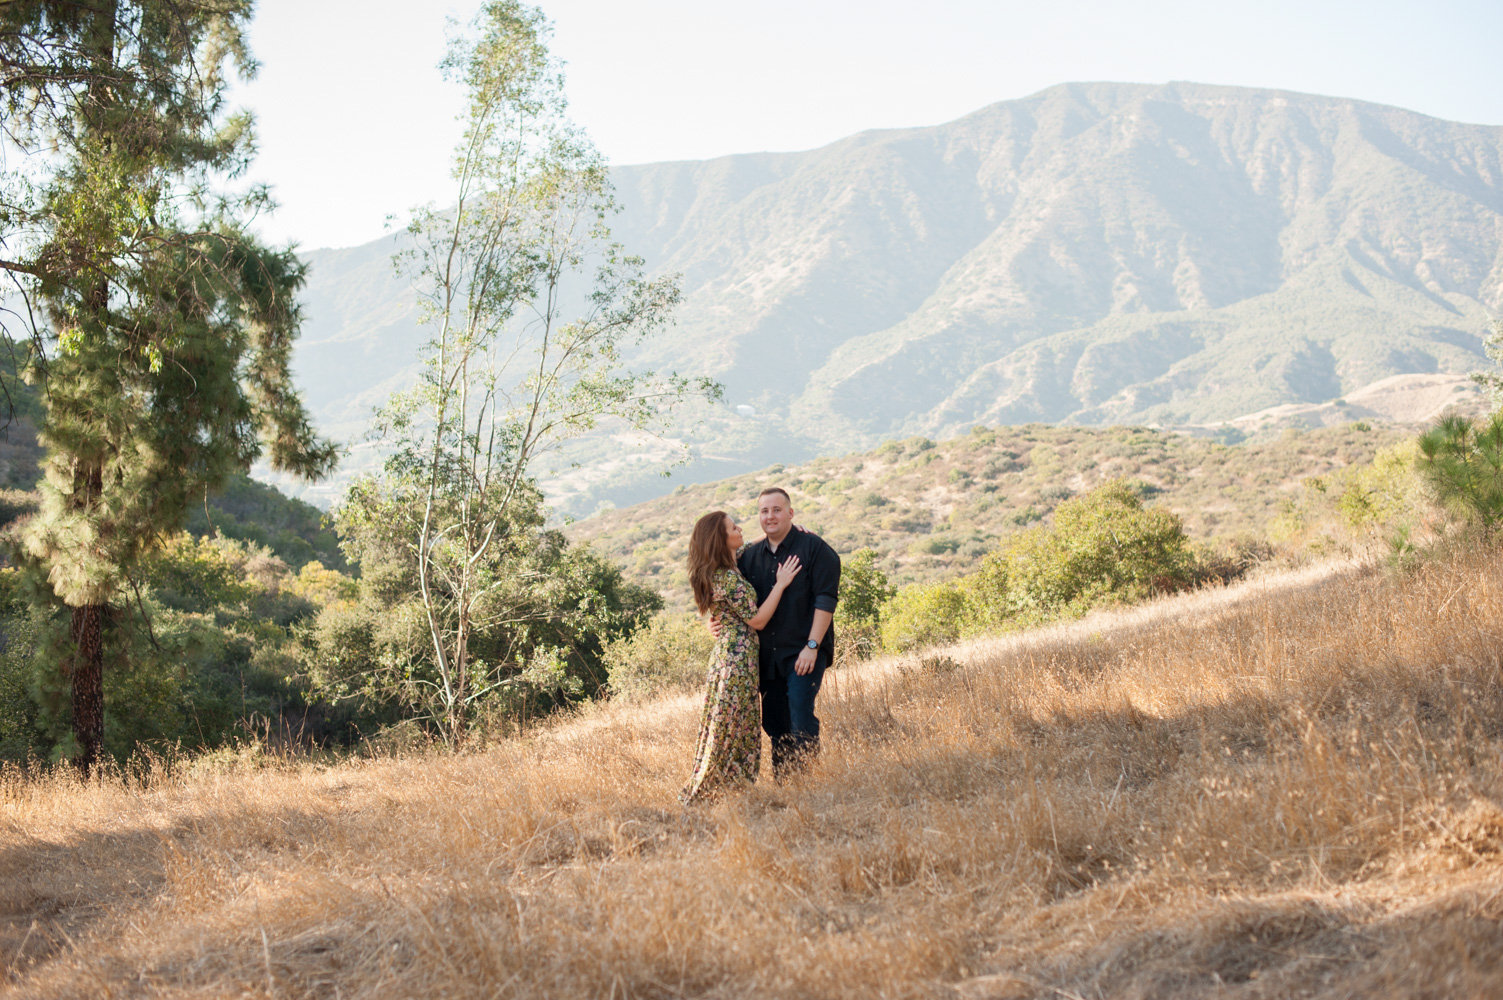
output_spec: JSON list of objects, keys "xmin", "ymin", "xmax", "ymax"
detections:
[{"xmin": 734, "ymin": 487, "xmax": 840, "ymax": 778}]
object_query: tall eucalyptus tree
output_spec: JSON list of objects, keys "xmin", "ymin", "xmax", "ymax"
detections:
[{"xmin": 358, "ymin": 0, "xmax": 712, "ymax": 744}]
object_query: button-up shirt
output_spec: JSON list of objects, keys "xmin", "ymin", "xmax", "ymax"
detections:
[{"xmin": 737, "ymin": 527, "xmax": 840, "ymax": 680}]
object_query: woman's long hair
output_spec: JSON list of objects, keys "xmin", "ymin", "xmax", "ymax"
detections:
[{"xmin": 688, "ymin": 511, "xmax": 736, "ymax": 615}]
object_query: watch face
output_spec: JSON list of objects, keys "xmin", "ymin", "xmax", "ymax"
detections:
[{"xmin": 806, "ymin": 639, "xmax": 819, "ymax": 649}]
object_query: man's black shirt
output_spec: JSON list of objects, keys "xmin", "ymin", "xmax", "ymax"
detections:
[{"xmin": 737, "ymin": 527, "xmax": 840, "ymax": 681}]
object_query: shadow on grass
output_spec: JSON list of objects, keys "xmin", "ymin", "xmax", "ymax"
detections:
[{"xmin": 0, "ymin": 800, "xmax": 334, "ymax": 987}]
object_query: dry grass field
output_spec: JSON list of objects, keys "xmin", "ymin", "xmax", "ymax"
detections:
[{"xmin": 6, "ymin": 546, "xmax": 1503, "ymax": 998}]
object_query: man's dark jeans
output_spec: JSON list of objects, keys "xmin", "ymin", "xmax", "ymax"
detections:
[{"xmin": 761, "ymin": 656, "xmax": 825, "ymax": 780}]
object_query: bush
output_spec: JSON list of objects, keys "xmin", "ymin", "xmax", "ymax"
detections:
[
  {"xmin": 4, "ymin": 529, "xmax": 338, "ymax": 765},
  {"xmin": 839, "ymin": 549, "xmax": 895, "ymax": 660},
  {"xmin": 840, "ymin": 549, "xmax": 895, "ymax": 629},
  {"xmin": 287, "ymin": 560, "xmax": 359, "ymax": 608},
  {"xmin": 1333, "ymin": 440, "xmax": 1424, "ymax": 528},
  {"xmin": 963, "ymin": 480, "xmax": 1192, "ymax": 633},
  {"xmin": 1188, "ymin": 535, "xmax": 1274, "ymax": 586},
  {"xmin": 881, "ymin": 581, "xmax": 966, "ymax": 653},
  {"xmin": 910, "ymin": 536, "xmax": 961, "ymax": 556},
  {"xmin": 0, "ymin": 597, "xmax": 46, "ymax": 762},
  {"xmin": 877, "ymin": 481, "xmax": 1195, "ymax": 653},
  {"xmin": 604, "ymin": 612, "xmax": 714, "ymax": 698}
]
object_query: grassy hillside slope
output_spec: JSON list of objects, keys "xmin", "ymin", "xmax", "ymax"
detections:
[
  {"xmin": 569, "ymin": 421, "xmax": 1412, "ymax": 607},
  {"xmin": 5, "ymin": 547, "xmax": 1503, "ymax": 997}
]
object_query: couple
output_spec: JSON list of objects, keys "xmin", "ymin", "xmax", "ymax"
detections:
[{"xmin": 680, "ymin": 487, "xmax": 841, "ymax": 804}]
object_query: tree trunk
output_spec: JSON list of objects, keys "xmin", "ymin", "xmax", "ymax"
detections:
[
  {"xmin": 68, "ymin": 200, "xmax": 111, "ymax": 771},
  {"xmin": 70, "ymin": 603, "xmax": 106, "ymax": 776},
  {"xmin": 451, "ymin": 607, "xmax": 470, "ymax": 747}
]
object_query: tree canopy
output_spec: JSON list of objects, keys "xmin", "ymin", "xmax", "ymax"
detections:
[
  {"xmin": 0, "ymin": 0, "xmax": 334, "ymax": 771},
  {"xmin": 338, "ymin": 0, "xmax": 708, "ymax": 744}
]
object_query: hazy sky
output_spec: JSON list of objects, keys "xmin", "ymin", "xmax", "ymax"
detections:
[{"xmin": 236, "ymin": 0, "xmax": 1503, "ymax": 251}]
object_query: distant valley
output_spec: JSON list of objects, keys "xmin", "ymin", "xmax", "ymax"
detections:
[{"xmin": 278, "ymin": 81, "xmax": 1503, "ymax": 514}]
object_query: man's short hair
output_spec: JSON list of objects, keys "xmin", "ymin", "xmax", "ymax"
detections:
[{"xmin": 758, "ymin": 487, "xmax": 791, "ymax": 505}]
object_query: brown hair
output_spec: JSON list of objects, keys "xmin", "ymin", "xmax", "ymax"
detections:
[
  {"xmin": 758, "ymin": 486, "xmax": 791, "ymax": 504},
  {"xmin": 688, "ymin": 511, "xmax": 736, "ymax": 614}
]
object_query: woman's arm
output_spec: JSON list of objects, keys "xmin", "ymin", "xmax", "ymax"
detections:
[{"xmin": 746, "ymin": 555, "xmax": 801, "ymax": 630}]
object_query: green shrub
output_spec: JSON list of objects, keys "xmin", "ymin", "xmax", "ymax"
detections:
[
  {"xmin": 875, "ymin": 481, "xmax": 1195, "ymax": 653},
  {"xmin": 910, "ymin": 536, "xmax": 960, "ymax": 556},
  {"xmin": 962, "ymin": 480, "xmax": 1194, "ymax": 635},
  {"xmin": 604, "ymin": 612, "xmax": 714, "ymax": 698},
  {"xmin": 0, "ymin": 595, "xmax": 46, "ymax": 761},
  {"xmin": 1043, "ymin": 479, "xmax": 1191, "ymax": 595},
  {"xmin": 981, "ymin": 455, "xmax": 1021, "ymax": 478},
  {"xmin": 839, "ymin": 548, "xmax": 895, "ymax": 659},
  {"xmin": 1334, "ymin": 440, "xmax": 1428, "ymax": 538},
  {"xmin": 1011, "ymin": 506, "xmax": 1044, "ymax": 525},
  {"xmin": 287, "ymin": 560, "xmax": 359, "ymax": 608},
  {"xmin": 880, "ymin": 512, "xmax": 932, "ymax": 532},
  {"xmin": 841, "ymin": 549, "xmax": 896, "ymax": 629},
  {"xmin": 881, "ymin": 581, "xmax": 966, "ymax": 653}
]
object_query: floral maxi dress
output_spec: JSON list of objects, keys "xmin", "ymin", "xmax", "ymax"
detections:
[{"xmin": 681, "ymin": 567, "xmax": 761, "ymax": 803}]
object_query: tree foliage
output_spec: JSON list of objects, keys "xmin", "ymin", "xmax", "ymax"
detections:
[
  {"xmin": 302, "ymin": 480, "xmax": 660, "ymax": 736},
  {"xmin": 838, "ymin": 547, "xmax": 895, "ymax": 658},
  {"xmin": 879, "ymin": 580, "xmax": 966, "ymax": 654},
  {"xmin": 355, "ymin": 0, "xmax": 706, "ymax": 743},
  {"xmin": 0, "ymin": 531, "xmax": 346, "ymax": 765},
  {"xmin": 602, "ymin": 611, "xmax": 714, "ymax": 699},
  {"xmin": 881, "ymin": 480, "xmax": 1194, "ymax": 652},
  {"xmin": 967, "ymin": 479, "xmax": 1193, "ymax": 631},
  {"xmin": 1417, "ymin": 411, "xmax": 1503, "ymax": 535},
  {"xmin": 0, "ymin": 0, "xmax": 334, "ymax": 771}
]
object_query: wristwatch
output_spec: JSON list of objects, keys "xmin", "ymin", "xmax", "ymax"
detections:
[{"xmin": 805, "ymin": 639, "xmax": 819, "ymax": 650}]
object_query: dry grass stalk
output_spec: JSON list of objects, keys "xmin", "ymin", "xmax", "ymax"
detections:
[{"xmin": 5, "ymin": 549, "xmax": 1503, "ymax": 998}]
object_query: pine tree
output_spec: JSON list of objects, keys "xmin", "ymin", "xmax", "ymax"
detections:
[
  {"xmin": 0, "ymin": 1, "xmax": 335, "ymax": 772},
  {"xmin": 1417, "ymin": 412, "xmax": 1503, "ymax": 535}
]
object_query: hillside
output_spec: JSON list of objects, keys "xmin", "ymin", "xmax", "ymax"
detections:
[
  {"xmin": 567, "ymin": 420, "xmax": 1416, "ymax": 608},
  {"xmin": 280, "ymin": 82, "xmax": 1503, "ymax": 512},
  {"xmin": 7, "ymin": 547, "xmax": 1503, "ymax": 997}
]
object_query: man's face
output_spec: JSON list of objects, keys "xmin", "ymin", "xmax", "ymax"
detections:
[{"xmin": 758, "ymin": 493, "xmax": 793, "ymax": 541}]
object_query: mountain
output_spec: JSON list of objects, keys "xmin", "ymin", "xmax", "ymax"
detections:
[{"xmin": 281, "ymin": 82, "xmax": 1503, "ymax": 512}]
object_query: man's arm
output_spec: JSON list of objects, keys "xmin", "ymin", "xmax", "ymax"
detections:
[
  {"xmin": 794, "ymin": 609, "xmax": 833, "ymax": 675},
  {"xmin": 794, "ymin": 538, "xmax": 840, "ymax": 675}
]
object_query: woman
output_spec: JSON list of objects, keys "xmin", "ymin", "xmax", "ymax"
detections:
[{"xmin": 680, "ymin": 510, "xmax": 800, "ymax": 804}]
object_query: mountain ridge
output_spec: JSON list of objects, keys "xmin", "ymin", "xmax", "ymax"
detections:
[{"xmin": 278, "ymin": 81, "xmax": 1503, "ymax": 512}]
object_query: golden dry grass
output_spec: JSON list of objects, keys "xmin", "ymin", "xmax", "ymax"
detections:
[{"xmin": 6, "ymin": 548, "xmax": 1503, "ymax": 998}]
